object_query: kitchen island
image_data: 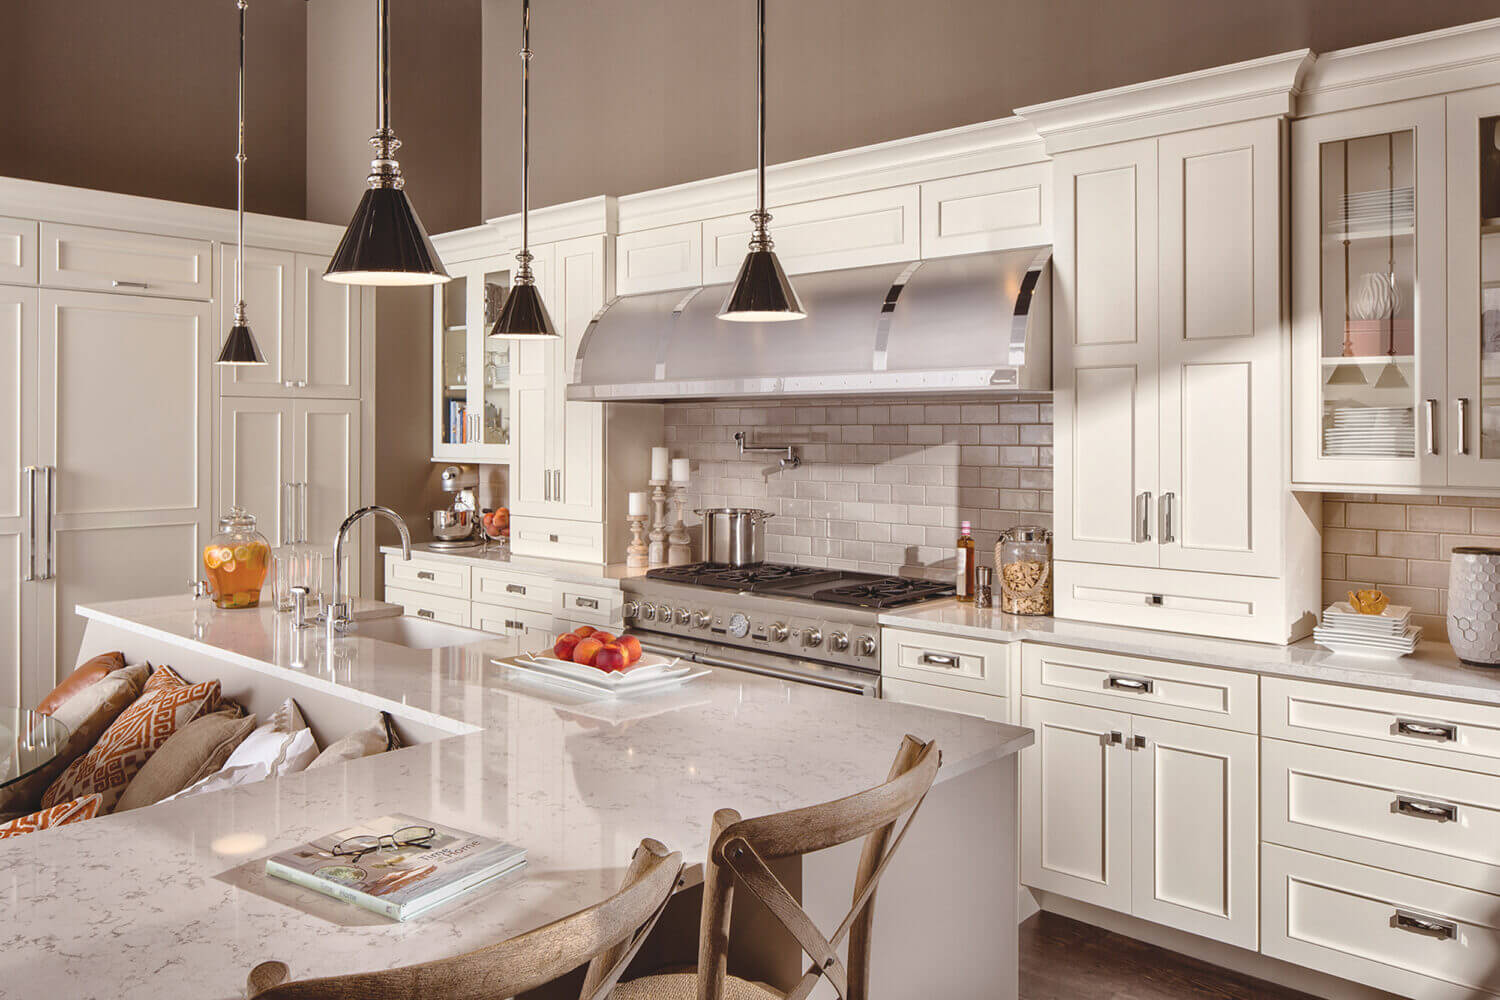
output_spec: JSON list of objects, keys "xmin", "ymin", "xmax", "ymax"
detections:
[{"xmin": 0, "ymin": 597, "xmax": 1031, "ymax": 1000}]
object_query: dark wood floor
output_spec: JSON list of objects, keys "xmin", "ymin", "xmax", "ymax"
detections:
[{"xmin": 1020, "ymin": 912, "xmax": 1319, "ymax": 1000}]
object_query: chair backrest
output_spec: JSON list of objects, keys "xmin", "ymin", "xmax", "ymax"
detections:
[
  {"xmin": 697, "ymin": 734, "xmax": 940, "ymax": 1000},
  {"xmin": 247, "ymin": 838, "xmax": 684, "ymax": 1000}
]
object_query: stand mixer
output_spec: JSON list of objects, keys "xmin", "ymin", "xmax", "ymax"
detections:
[{"xmin": 430, "ymin": 465, "xmax": 482, "ymax": 549}]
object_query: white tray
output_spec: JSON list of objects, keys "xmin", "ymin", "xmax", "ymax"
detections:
[{"xmin": 510, "ymin": 650, "xmax": 691, "ymax": 690}]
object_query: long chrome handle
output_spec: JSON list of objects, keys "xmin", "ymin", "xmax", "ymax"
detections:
[
  {"xmin": 1160, "ymin": 492, "xmax": 1175, "ymax": 544},
  {"xmin": 1395, "ymin": 795, "xmax": 1459, "ymax": 822},
  {"xmin": 918, "ymin": 652, "xmax": 959, "ymax": 669},
  {"xmin": 1457, "ymin": 397, "xmax": 1470, "ymax": 456},
  {"xmin": 22, "ymin": 466, "xmax": 35, "ymax": 582},
  {"xmin": 1136, "ymin": 492, "xmax": 1152, "ymax": 543},
  {"xmin": 111, "ymin": 279, "xmax": 149, "ymax": 289},
  {"xmin": 41, "ymin": 466, "xmax": 54, "ymax": 581},
  {"xmin": 1394, "ymin": 909, "xmax": 1457, "ymax": 940},
  {"xmin": 1425, "ymin": 399, "xmax": 1439, "ymax": 456},
  {"xmin": 298, "ymin": 482, "xmax": 309, "ymax": 544},
  {"xmin": 544, "ymin": 468, "xmax": 551, "ymax": 502},
  {"xmin": 1397, "ymin": 718, "xmax": 1458, "ymax": 741},
  {"xmin": 1107, "ymin": 674, "xmax": 1154, "ymax": 694}
]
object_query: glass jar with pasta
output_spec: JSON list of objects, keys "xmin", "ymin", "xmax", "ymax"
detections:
[{"xmin": 995, "ymin": 526, "xmax": 1052, "ymax": 616}]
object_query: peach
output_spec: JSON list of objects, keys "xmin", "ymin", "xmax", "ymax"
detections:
[
  {"xmin": 594, "ymin": 643, "xmax": 628, "ymax": 673},
  {"xmin": 572, "ymin": 638, "xmax": 605, "ymax": 666},
  {"xmin": 617, "ymin": 635, "xmax": 642, "ymax": 664},
  {"xmin": 553, "ymin": 634, "xmax": 581, "ymax": 661},
  {"xmin": 592, "ymin": 631, "xmax": 617, "ymax": 645},
  {"xmin": 572, "ymin": 626, "xmax": 597, "ymax": 639}
]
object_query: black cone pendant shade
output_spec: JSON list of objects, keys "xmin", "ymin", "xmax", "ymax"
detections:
[
  {"xmin": 489, "ymin": 0, "xmax": 558, "ymax": 339},
  {"xmin": 719, "ymin": 0, "xmax": 804, "ymax": 323},
  {"xmin": 324, "ymin": 0, "xmax": 449, "ymax": 287},
  {"xmin": 216, "ymin": 0, "xmax": 267, "ymax": 367}
]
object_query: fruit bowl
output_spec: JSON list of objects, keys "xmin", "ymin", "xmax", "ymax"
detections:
[{"xmin": 549, "ymin": 626, "xmax": 644, "ymax": 673}]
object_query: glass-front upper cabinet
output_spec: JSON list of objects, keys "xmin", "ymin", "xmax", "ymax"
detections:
[
  {"xmin": 1292, "ymin": 97, "xmax": 1447, "ymax": 488},
  {"xmin": 431, "ymin": 256, "xmax": 514, "ymax": 463},
  {"xmin": 1447, "ymin": 86, "xmax": 1500, "ymax": 487}
]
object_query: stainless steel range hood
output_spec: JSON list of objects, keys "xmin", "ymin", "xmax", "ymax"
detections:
[{"xmin": 568, "ymin": 246, "xmax": 1051, "ymax": 402}]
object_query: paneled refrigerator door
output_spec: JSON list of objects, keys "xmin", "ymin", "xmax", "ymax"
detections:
[
  {"xmin": 39, "ymin": 290, "xmax": 212, "ymax": 684},
  {"xmin": 217, "ymin": 245, "xmax": 295, "ymax": 396},
  {"xmin": 0, "ymin": 288, "xmax": 39, "ymax": 707},
  {"xmin": 294, "ymin": 252, "xmax": 362, "ymax": 399},
  {"xmin": 1447, "ymin": 86, "xmax": 1500, "ymax": 487},
  {"xmin": 294, "ymin": 398, "xmax": 361, "ymax": 595},
  {"xmin": 1292, "ymin": 97, "xmax": 1447, "ymax": 488},
  {"xmin": 1052, "ymin": 140, "xmax": 1161, "ymax": 568},
  {"xmin": 216, "ymin": 396, "xmax": 295, "ymax": 548}
]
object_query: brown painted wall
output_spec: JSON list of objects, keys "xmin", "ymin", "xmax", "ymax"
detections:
[
  {"xmin": 481, "ymin": 0, "xmax": 1500, "ymax": 218},
  {"xmin": 0, "ymin": 0, "xmax": 309, "ymax": 218}
]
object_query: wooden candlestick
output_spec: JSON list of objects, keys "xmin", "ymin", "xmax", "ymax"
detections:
[
  {"xmin": 647, "ymin": 480, "xmax": 669, "ymax": 566},
  {"xmin": 626, "ymin": 513, "xmax": 649, "ymax": 568},
  {"xmin": 668, "ymin": 484, "xmax": 691, "ymax": 565}
]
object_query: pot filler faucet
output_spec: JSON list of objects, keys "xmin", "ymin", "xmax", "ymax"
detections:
[{"xmin": 328, "ymin": 505, "xmax": 411, "ymax": 638}]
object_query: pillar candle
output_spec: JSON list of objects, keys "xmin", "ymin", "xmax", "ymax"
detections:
[
  {"xmin": 671, "ymin": 457, "xmax": 691, "ymax": 484},
  {"xmin": 628, "ymin": 491, "xmax": 649, "ymax": 516},
  {"xmin": 650, "ymin": 446, "xmax": 669, "ymax": 481}
]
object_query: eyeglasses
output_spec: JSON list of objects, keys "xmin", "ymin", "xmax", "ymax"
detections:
[{"xmin": 330, "ymin": 825, "xmax": 436, "ymax": 863}]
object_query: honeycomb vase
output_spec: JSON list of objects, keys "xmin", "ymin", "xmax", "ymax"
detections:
[{"xmin": 1448, "ymin": 547, "xmax": 1500, "ymax": 666}]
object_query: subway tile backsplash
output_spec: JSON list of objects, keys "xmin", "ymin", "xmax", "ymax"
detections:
[
  {"xmin": 1322, "ymin": 493, "xmax": 1500, "ymax": 635},
  {"xmin": 664, "ymin": 395, "xmax": 1053, "ymax": 579}
]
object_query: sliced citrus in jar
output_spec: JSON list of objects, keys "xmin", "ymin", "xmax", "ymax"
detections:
[
  {"xmin": 233, "ymin": 545, "xmax": 252, "ymax": 562},
  {"xmin": 203, "ymin": 547, "xmax": 225, "ymax": 569}
]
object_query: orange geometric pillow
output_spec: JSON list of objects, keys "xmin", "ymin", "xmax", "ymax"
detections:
[
  {"xmin": 0, "ymin": 794, "xmax": 104, "ymax": 839},
  {"xmin": 41, "ymin": 665, "xmax": 220, "ymax": 812}
]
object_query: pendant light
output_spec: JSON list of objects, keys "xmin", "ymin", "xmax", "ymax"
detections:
[
  {"xmin": 216, "ymin": 0, "xmax": 267, "ymax": 367},
  {"xmin": 489, "ymin": 0, "xmax": 557, "ymax": 339},
  {"xmin": 719, "ymin": 0, "xmax": 804, "ymax": 322},
  {"xmin": 324, "ymin": 0, "xmax": 449, "ymax": 286}
]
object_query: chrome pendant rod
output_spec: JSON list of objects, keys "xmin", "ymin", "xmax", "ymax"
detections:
[
  {"xmin": 516, "ymin": 0, "xmax": 535, "ymax": 284},
  {"xmin": 749, "ymin": 0, "xmax": 771, "ymax": 252},
  {"xmin": 377, "ymin": 0, "xmax": 391, "ymax": 136},
  {"xmin": 235, "ymin": 0, "xmax": 248, "ymax": 321}
]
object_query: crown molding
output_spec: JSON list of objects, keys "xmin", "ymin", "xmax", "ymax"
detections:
[
  {"xmin": 1298, "ymin": 16, "xmax": 1500, "ymax": 117},
  {"xmin": 1017, "ymin": 49, "xmax": 1314, "ymax": 155},
  {"xmin": 0, "ymin": 177, "xmax": 344, "ymax": 253}
]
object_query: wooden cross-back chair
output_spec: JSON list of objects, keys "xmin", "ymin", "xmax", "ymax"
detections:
[
  {"xmin": 614, "ymin": 735, "xmax": 941, "ymax": 1000},
  {"xmin": 245, "ymin": 838, "xmax": 684, "ymax": 1000}
]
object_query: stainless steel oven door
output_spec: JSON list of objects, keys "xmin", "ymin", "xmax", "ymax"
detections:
[{"xmin": 638, "ymin": 635, "xmax": 878, "ymax": 697}]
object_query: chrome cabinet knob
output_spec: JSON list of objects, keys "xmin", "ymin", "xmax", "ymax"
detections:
[
  {"xmin": 768, "ymin": 622, "xmax": 789, "ymax": 642},
  {"xmin": 803, "ymin": 628, "xmax": 823, "ymax": 648},
  {"xmin": 693, "ymin": 610, "xmax": 712, "ymax": 629},
  {"xmin": 855, "ymin": 635, "xmax": 876, "ymax": 658},
  {"xmin": 829, "ymin": 631, "xmax": 849, "ymax": 652}
]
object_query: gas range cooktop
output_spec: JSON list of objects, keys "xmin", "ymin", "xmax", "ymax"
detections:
[{"xmin": 642, "ymin": 562, "xmax": 954, "ymax": 609}]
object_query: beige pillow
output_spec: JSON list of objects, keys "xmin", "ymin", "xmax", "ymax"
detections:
[
  {"xmin": 0, "ymin": 664, "xmax": 148, "ymax": 816},
  {"xmin": 115, "ymin": 709, "xmax": 258, "ymax": 811},
  {"xmin": 35, "ymin": 651, "xmax": 125, "ymax": 716},
  {"xmin": 308, "ymin": 711, "xmax": 403, "ymax": 770}
]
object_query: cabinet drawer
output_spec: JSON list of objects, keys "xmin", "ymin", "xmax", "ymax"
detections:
[
  {"xmin": 382, "ymin": 587, "xmax": 470, "ymax": 628},
  {"xmin": 882, "ymin": 677, "xmax": 1010, "ymax": 723},
  {"xmin": 1262, "ymin": 844, "xmax": 1500, "ymax": 1000},
  {"xmin": 1263, "ymin": 677, "xmax": 1500, "ymax": 776},
  {"xmin": 473, "ymin": 603, "xmax": 554, "ymax": 641},
  {"xmin": 1263, "ymin": 737, "xmax": 1500, "ymax": 891},
  {"xmin": 556, "ymin": 582, "xmax": 621, "ymax": 627},
  {"xmin": 40, "ymin": 223, "xmax": 212, "ymax": 299},
  {"xmin": 881, "ymin": 627, "xmax": 1012, "ymax": 698},
  {"xmin": 473, "ymin": 567, "xmax": 553, "ymax": 613},
  {"xmin": 1023, "ymin": 643, "xmax": 1257, "ymax": 733},
  {"xmin": 386, "ymin": 557, "xmax": 470, "ymax": 599},
  {"xmin": 0, "ymin": 216, "xmax": 37, "ymax": 284},
  {"xmin": 508, "ymin": 516, "xmax": 605, "ymax": 564}
]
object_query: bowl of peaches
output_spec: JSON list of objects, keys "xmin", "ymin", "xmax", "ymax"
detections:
[
  {"xmin": 548, "ymin": 626, "xmax": 644, "ymax": 673},
  {"xmin": 515, "ymin": 625, "xmax": 698, "ymax": 693}
]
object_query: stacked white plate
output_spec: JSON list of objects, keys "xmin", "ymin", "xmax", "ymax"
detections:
[
  {"xmin": 1313, "ymin": 602, "xmax": 1421, "ymax": 656},
  {"xmin": 500, "ymin": 651, "xmax": 708, "ymax": 697},
  {"xmin": 1324, "ymin": 406, "xmax": 1415, "ymax": 457}
]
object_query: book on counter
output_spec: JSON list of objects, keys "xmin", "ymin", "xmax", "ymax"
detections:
[{"xmin": 265, "ymin": 813, "xmax": 526, "ymax": 921}]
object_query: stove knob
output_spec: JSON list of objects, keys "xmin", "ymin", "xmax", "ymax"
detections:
[
  {"xmin": 640, "ymin": 603, "xmax": 657, "ymax": 622},
  {"xmin": 768, "ymin": 622, "xmax": 789, "ymax": 643},
  {"xmin": 693, "ymin": 610, "xmax": 712, "ymax": 629},
  {"xmin": 829, "ymin": 631, "xmax": 849, "ymax": 653},
  {"xmin": 623, "ymin": 601, "xmax": 639, "ymax": 619},
  {"xmin": 803, "ymin": 628, "xmax": 823, "ymax": 649},
  {"xmin": 856, "ymin": 635, "xmax": 877, "ymax": 658},
  {"xmin": 674, "ymin": 607, "xmax": 691, "ymax": 625}
]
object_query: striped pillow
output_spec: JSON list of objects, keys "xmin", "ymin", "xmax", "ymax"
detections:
[
  {"xmin": 41, "ymin": 665, "xmax": 220, "ymax": 812},
  {"xmin": 0, "ymin": 794, "xmax": 104, "ymax": 839}
]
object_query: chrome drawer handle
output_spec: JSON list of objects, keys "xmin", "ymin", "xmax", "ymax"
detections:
[
  {"xmin": 1394, "ymin": 909, "xmax": 1457, "ymax": 940},
  {"xmin": 1397, "ymin": 718, "xmax": 1458, "ymax": 741},
  {"xmin": 111, "ymin": 279, "xmax": 149, "ymax": 289},
  {"xmin": 1425, "ymin": 399, "xmax": 1439, "ymax": 456},
  {"xmin": 1395, "ymin": 795, "xmax": 1459, "ymax": 823},
  {"xmin": 574, "ymin": 597, "xmax": 599, "ymax": 610},
  {"xmin": 506, "ymin": 583, "xmax": 526, "ymax": 595},
  {"xmin": 416, "ymin": 570, "xmax": 436, "ymax": 581},
  {"xmin": 505, "ymin": 620, "xmax": 523, "ymax": 630},
  {"xmin": 1106, "ymin": 731, "xmax": 1123, "ymax": 746},
  {"xmin": 417, "ymin": 609, "xmax": 435, "ymax": 620},
  {"xmin": 1107, "ymin": 675, "xmax": 1154, "ymax": 694},
  {"xmin": 918, "ymin": 652, "xmax": 959, "ymax": 669}
]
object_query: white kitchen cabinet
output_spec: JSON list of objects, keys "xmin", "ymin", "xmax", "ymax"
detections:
[
  {"xmin": 0, "ymin": 217, "xmax": 37, "ymax": 285},
  {"xmin": 919, "ymin": 163, "xmax": 1052, "ymax": 259},
  {"xmin": 382, "ymin": 586, "xmax": 471, "ymax": 628},
  {"xmin": 0, "ymin": 287, "xmax": 38, "ymax": 707},
  {"xmin": 615, "ymin": 221, "xmax": 702, "ymax": 295},
  {"xmin": 217, "ymin": 246, "xmax": 294, "ymax": 394},
  {"xmin": 471, "ymin": 602, "xmax": 553, "ymax": 641},
  {"xmin": 39, "ymin": 223, "xmax": 213, "ymax": 300},
  {"xmin": 881, "ymin": 677, "xmax": 1009, "ymax": 723}
]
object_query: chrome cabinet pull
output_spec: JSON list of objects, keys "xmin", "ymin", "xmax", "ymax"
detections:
[
  {"xmin": 1107, "ymin": 674, "xmax": 1154, "ymax": 694},
  {"xmin": 1160, "ymin": 492, "xmax": 1175, "ymax": 544},
  {"xmin": 1395, "ymin": 795, "xmax": 1459, "ymax": 822},
  {"xmin": 41, "ymin": 466, "xmax": 54, "ymax": 581},
  {"xmin": 1425, "ymin": 399, "xmax": 1439, "ymax": 455},
  {"xmin": 574, "ymin": 596, "xmax": 599, "ymax": 610},
  {"xmin": 1397, "ymin": 718, "xmax": 1458, "ymax": 742},
  {"xmin": 1135, "ymin": 492, "xmax": 1153, "ymax": 543},
  {"xmin": 1145, "ymin": 594, "xmax": 1165, "ymax": 607},
  {"xmin": 1131, "ymin": 734, "xmax": 1147, "ymax": 750},
  {"xmin": 555, "ymin": 469, "xmax": 562, "ymax": 500},
  {"xmin": 1106, "ymin": 730, "xmax": 1123, "ymax": 746},
  {"xmin": 544, "ymin": 469, "xmax": 551, "ymax": 502},
  {"xmin": 1394, "ymin": 909, "xmax": 1457, "ymax": 940},
  {"xmin": 505, "ymin": 583, "xmax": 526, "ymax": 595},
  {"xmin": 918, "ymin": 652, "xmax": 959, "ymax": 669},
  {"xmin": 416, "ymin": 609, "xmax": 436, "ymax": 620},
  {"xmin": 111, "ymin": 279, "xmax": 149, "ymax": 289},
  {"xmin": 416, "ymin": 570, "xmax": 436, "ymax": 581},
  {"xmin": 1457, "ymin": 397, "xmax": 1471, "ymax": 456},
  {"xmin": 505, "ymin": 619, "xmax": 524, "ymax": 630},
  {"xmin": 22, "ymin": 466, "xmax": 35, "ymax": 582}
]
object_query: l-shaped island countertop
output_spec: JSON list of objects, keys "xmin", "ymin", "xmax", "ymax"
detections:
[{"xmin": 0, "ymin": 597, "xmax": 1031, "ymax": 1000}]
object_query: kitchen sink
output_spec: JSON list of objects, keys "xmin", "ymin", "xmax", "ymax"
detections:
[{"xmin": 346, "ymin": 615, "xmax": 489, "ymax": 650}]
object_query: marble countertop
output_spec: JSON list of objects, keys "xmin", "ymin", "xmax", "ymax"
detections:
[
  {"xmin": 0, "ymin": 596, "xmax": 1028, "ymax": 999},
  {"xmin": 881, "ymin": 600, "xmax": 1500, "ymax": 705},
  {"xmin": 382, "ymin": 543, "xmax": 647, "ymax": 585}
]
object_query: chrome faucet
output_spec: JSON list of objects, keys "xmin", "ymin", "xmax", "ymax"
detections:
[{"xmin": 328, "ymin": 505, "xmax": 410, "ymax": 637}]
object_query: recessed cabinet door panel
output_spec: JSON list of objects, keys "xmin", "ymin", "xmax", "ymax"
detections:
[
  {"xmin": 1131, "ymin": 717, "xmax": 1258, "ymax": 949},
  {"xmin": 219, "ymin": 246, "xmax": 294, "ymax": 394},
  {"xmin": 1158, "ymin": 121, "xmax": 1283, "ymax": 576},
  {"xmin": 1021, "ymin": 697, "xmax": 1133, "ymax": 914},
  {"xmin": 702, "ymin": 187, "xmax": 920, "ymax": 281},
  {"xmin": 0, "ymin": 288, "xmax": 36, "ymax": 706},
  {"xmin": 297, "ymin": 253, "xmax": 361, "ymax": 398},
  {"xmin": 616, "ymin": 222, "xmax": 702, "ymax": 295},
  {"xmin": 1074, "ymin": 166, "xmax": 1145, "ymax": 347},
  {"xmin": 40, "ymin": 223, "xmax": 211, "ymax": 300},
  {"xmin": 217, "ymin": 397, "xmax": 293, "ymax": 545},
  {"xmin": 1064, "ymin": 365, "xmax": 1156, "ymax": 566},
  {"xmin": 295, "ymin": 399, "xmax": 360, "ymax": 591},
  {"xmin": 0, "ymin": 217, "xmax": 37, "ymax": 284},
  {"xmin": 554, "ymin": 237, "xmax": 605, "ymax": 521}
]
